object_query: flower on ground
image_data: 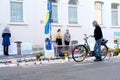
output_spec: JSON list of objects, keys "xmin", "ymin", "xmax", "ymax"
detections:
[{"xmin": 63, "ymin": 51, "xmax": 69, "ymax": 57}]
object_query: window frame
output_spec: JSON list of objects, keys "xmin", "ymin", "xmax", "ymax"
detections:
[
  {"xmin": 111, "ymin": 3, "xmax": 119, "ymax": 26},
  {"xmin": 51, "ymin": 2, "xmax": 58, "ymax": 23},
  {"xmin": 10, "ymin": 0, "xmax": 24, "ymax": 23},
  {"xmin": 48, "ymin": 0, "xmax": 58, "ymax": 23},
  {"xmin": 68, "ymin": 0, "xmax": 78, "ymax": 24},
  {"xmin": 95, "ymin": 1, "xmax": 104, "ymax": 25}
]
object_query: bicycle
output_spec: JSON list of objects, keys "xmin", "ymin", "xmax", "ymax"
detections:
[{"xmin": 72, "ymin": 34, "xmax": 108, "ymax": 62}]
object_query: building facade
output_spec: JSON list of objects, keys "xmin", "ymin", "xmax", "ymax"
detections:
[{"xmin": 0, "ymin": 0, "xmax": 120, "ymax": 47}]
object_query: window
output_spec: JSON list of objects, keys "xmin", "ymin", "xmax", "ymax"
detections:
[
  {"xmin": 68, "ymin": 0, "xmax": 78, "ymax": 24},
  {"xmin": 52, "ymin": 3, "xmax": 58, "ymax": 23},
  {"xmin": 95, "ymin": 2, "xmax": 103, "ymax": 25},
  {"xmin": 111, "ymin": 3, "xmax": 119, "ymax": 26},
  {"xmin": 48, "ymin": 0, "xmax": 58, "ymax": 23},
  {"xmin": 49, "ymin": 0, "xmax": 57, "ymax": 3},
  {"xmin": 10, "ymin": 1, "xmax": 23, "ymax": 22}
]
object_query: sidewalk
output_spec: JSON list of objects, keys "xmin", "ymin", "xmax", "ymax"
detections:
[
  {"xmin": 0, "ymin": 54, "xmax": 120, "ymax": 67},
  {"xmin": 0, "ymin": 54, "xmax": 36, "ymax": 63},
  {"xmin": 0, "ymin": 54, "xmax": 35, "ymax": 59},
  {"xmin": 0, "ymin": 54, "xmax": 73, "ymax": 67}
]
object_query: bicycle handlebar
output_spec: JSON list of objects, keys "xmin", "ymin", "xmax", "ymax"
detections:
[
  {"xmin": 84, "ymin": 34, "xmax": 91, "ymax": 40},
  {"xmin": 84, "ymin": 34, "xmax": 108, "ymax": 44}
]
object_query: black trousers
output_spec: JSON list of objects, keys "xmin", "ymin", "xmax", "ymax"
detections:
[
  {"xmin": 64, "ymin": 40, "xmax": 70, "ymax": 45},
  {"xmin": 64, "ymin": 41, "xmax": 70, "ymax": 50},
  {"xmin": 57, "ymin": 39, "xmax": 62, "ymax": 45},
  {"xmin": 56, "ymin": 39, "xmax": 62, "ymax": 56},
  {"xmin": 3, "ymin": 45, "xmax": 9, "ymax": 56}
]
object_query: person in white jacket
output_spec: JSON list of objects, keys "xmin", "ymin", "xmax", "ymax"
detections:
[
  {"xmin": 64, "ymin": 29, "xmax": 71, "ymax": 45},
  {"xmin": 64, "ymin": 29, "xmax": 71, "ymax": 51}
]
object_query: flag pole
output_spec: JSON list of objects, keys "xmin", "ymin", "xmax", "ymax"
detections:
[{"xmin": 48, "ymin": 2, "xmax": 52, "ymax": 41}]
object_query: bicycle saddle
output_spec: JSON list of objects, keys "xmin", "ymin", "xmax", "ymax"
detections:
[{"xmin": 101, "ymin": 39, "xmax": 108, "ymax": 44}]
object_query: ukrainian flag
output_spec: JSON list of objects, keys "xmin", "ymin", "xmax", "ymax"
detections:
[
  {"xmin": 44, "ymin": 10, "xmax": 50, "ymax": 34},
  {"xmin": 44, "ymin": 2, "xmax": 52, "ymax": 34}
]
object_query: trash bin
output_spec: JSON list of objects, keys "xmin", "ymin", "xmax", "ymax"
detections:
[
  {"xmin": 14, "ymin": 41, "xmax": 22, "ymax": 55},
  {"xmin": 45, "ymin": 38, "xmax": 52, "ymax": 50}
]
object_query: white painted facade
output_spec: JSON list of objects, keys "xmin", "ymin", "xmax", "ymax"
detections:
[{"xmin": 0, "ymin": 0, "xmax": 120, "ymax": 47}]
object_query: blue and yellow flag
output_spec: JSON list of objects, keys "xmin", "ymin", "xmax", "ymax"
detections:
[
  {"xmin": 44, "ymin": 10, "xmax": 50, "ymax": 34},
  {"xmin": 44, "ymin": 2, "xmax": 52, "ymax": 34}
]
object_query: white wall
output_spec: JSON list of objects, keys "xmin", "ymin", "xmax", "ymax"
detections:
[
  {"xmin": 0, "ymin": 0, "xmax": 47, "ymax": 45},
  {"xmin": 0, "ymin": 0, "xmax": 120, "ymax": 47}
]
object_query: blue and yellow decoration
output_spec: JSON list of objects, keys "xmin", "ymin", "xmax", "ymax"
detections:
[{"xmin": 44, "ymin": 2, "xmax": 52, "ymax": 34}]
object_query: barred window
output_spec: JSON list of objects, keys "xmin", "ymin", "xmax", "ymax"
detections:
[
  {"xmin": 111, "ymin": 3, "xmax": 119, "ymax": 26},
  {"xmin": 68, "ymin": 0, "xmax": 78, "ymax": 24},
  {"xmin": 95, "ymin": 2, "xmax": 103, "ymax": 25},
  {"xmin": 48, "ymin": 0, "xmax": 58, "ymax": 23},
  {"xmin": 10, "ymin": 1, "xmax": 23, "ymax": 22}
]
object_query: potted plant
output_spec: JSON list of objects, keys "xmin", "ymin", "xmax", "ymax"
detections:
[
  {"xmin": 113, "ymin": 48, "xmax": 120, "ymax": 56},
  {"xmin": 108, "ymin": 48, "xmax": 113, "ymax": 53},
  {"xmin": 62, "ymin": 51, "xmax": 69, "ymax": 61},
  {"xmin": 108, "ymin": 48, "xmax": 114, "ymax": 53},
  {"xmin": 102, "ymin": 47, "xmax": 107, "ymax": 55},
  {"xmin": 107, "ymin": 48, "xmax": 114, "ymax": 57},
  {"xmin": 63, "ymin": 51, "xmax": 69, "ymax": 57},
  {"xmin": 35, "ymin": 51, "xmax": 44, "ymax": 61}
]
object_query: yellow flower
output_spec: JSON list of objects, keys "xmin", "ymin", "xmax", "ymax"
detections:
[
  {"xmin": 108, "ymin": 48, "xmax": 114, "ymax": 52},
  {"xmin": 63, "ymin": 51, "xmax": 69, "ymax": 57}
]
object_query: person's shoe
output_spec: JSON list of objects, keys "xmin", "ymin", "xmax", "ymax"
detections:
[
  {"xmin": 94, "ymin": 56, "xmax": 98, "ymax": 61},
  {"xmin": 94, "ymin": 56, "xmax": 102, "ymax": 61},
  {"xmin": 5, "ymin": 54, "xmax": 9, "ymax": 56},
  {"xmin": 94, "ymin": 59, "xmax": 102, "ymax": 61}
]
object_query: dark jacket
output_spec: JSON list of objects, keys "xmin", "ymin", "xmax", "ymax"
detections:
[
  {"xmin": 94, "ymin": 25, "xmax": 103, "ymax": 41},
  {"xmin": 2, "ymin": 33, "xmax": 11, "ymax": 46}
]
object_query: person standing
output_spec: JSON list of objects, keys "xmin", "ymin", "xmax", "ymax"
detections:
[
  {"xmin": 56, "ymin": 29, "xmax": 62, "ymax": 45},
  {"xmin": 91, "ymin": 20, "xmax": 103, "ymax": 61},
  {"xmin": 64, "ymin": 29, "xmax": 71, "ymax": 51},
  {"xmin": 56, "ymin": 29, "xmax": 62, "ymax": 57},
  {"xmin": 64, "ymin": 29, "xmax": 71, "ymax": 45},
  {"xmin": 2, "ymin": 27, "xmax": 11, "ymax": 56}
]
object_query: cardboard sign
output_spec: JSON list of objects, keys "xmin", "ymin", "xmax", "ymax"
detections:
[
  {"xmin": 21, "ymin": 42, "xmax": 32, "ymax": 55},
  {"xmin": 0, "ymin": 43, "xmax": 17, "ymax": 55},
  {"xmin": 9, "ymin": 43, "xmax": 17, "ymax": 55},
  {"xmin": 44, "ymin": 44, "xmax": 55, "ymax": 58},
  {"xmin": 114, "ymin": 32, "xmax": 120, "ymax": 48},
  {"xmin": 0, "ymin": 44, "xmax": 3, "ymax": 55}
]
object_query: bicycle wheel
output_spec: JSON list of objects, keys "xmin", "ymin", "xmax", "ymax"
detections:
[
  {"xmin": 101, "ymin": 44, "xmax": 108, "ymax": 60},
  {"xmin": 72, "ymin": 45, "xmax": 87, "ymax": 62}
]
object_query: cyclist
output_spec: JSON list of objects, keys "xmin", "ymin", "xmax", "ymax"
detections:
[{"xmin": 91, "ymin": 20, "xmax": 103, "ymax": 61}]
